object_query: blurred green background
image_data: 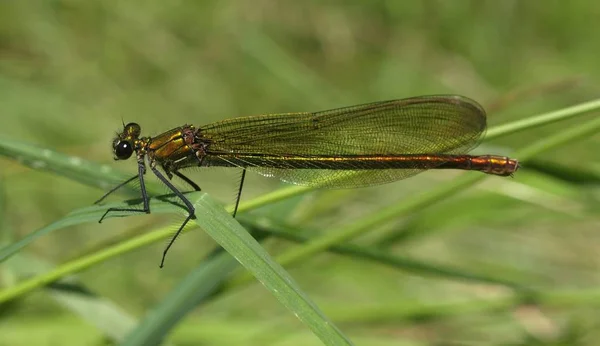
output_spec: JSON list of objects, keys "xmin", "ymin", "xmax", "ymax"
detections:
[{"xmin": 1, "ymin": 1, "xmax": 600, "ymax": 345}]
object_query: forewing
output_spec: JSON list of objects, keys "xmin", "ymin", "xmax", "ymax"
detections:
[{"xmin": 199, "ymin": 95, "xmax": 487, "ymax": 188}]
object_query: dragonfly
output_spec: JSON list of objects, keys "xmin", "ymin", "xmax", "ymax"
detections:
[{"xmin": 96, "ymin": 95, "xmax": 519, "ymax": 267}]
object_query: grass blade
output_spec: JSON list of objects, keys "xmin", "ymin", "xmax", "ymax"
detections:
[
  {"xmin": 0, "ymin": 192, "xmax": 353, "ymax": 345},
  {"xmin": 486, "ymin": 97, "xmax": 600, "ymax": 139},
  {"xmin": 0, "ymin": 136, "xmax": 164, "ymax": 195},
  {"xmin": 191, "ymin": 193, "xmax": 353, "ymax": 345},
  {"xmin": 120, "ymin": 249, "xmax": 240, "ymax": 346},
  {"xmin": 0, "ymin": 194, "xmax": 191, "ymax": 263},
  {"xmin": 239, "ymin": 216, "xmax": 527, "ymax": 290}
]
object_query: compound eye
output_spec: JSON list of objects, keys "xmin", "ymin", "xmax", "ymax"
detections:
[
  {"xmin": 114, "ymin": 140, "xmax": 134, "ymax": 160},
  {"xmin": 123, "ymin": 123, "xmax": 141, "ymax": 137}
]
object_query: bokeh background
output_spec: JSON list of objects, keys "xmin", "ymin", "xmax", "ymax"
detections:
[{"xmin": 2, "ymin": 1, "xmax": 600, "ymax": 345}]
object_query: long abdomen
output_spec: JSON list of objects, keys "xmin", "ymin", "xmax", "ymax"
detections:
[{"xmin": 202, "ymin": 153, "xmax": 519, "ymax": 177}]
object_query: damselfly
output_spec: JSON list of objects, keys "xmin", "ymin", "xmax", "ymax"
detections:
[{"xmin": 96, "ymin": 95, "xmax": 519, "ymax": 267}]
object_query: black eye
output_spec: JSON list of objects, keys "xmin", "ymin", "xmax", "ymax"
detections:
[{"xmin": 114, "ymin": 141, "xmax": 134, "ymax": 160}]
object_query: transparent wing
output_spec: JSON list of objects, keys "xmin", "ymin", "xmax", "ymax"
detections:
[{"xmin": 199, "ymin": 95, "xmax": 487, "ymax": 188}]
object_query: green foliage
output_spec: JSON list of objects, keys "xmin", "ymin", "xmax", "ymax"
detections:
[{"xmin": 2, "ymin": 2, "xmax": 600, "ymax": 345}]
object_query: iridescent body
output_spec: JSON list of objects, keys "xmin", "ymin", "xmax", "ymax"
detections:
[{"xmin": 97, "ymin": 95, "xmax": 519, "ymax": 267}]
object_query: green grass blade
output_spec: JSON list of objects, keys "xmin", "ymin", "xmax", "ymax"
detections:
[
  {"xmin": 120, "ymin": 249, "xmax": 240, "ymax": 346},
  {"xmin": 0, "ymin": 192, "xmax": 352, "ymax": 345},
  {"xmin": 0, "ymin": 136, "xmax": 163, "ymax": 194},
  {"xmin": 239, "ymin": 217, "xmax": 527, "ymax": 290},
  {"xmin": 524, "ymin": 159, "xmax": 600, "ymax": 184},
  {"xmin": 0, "ymin": 194, "xmax": 191, "ymax": 263},
  {"xmin": 191, "ymin": 193, "xmax": 353, "ymax": 346},
  {"xmin": 0, "ymin": 194, "xmax": 207, "ymax": 302},
  {"xmin": 228, "ymin": 173, "xmax": 484, "ymax": 289},
  {"xmin": 328, "ymin": 287, "xmax": 600, "ymax": 325},
  {"xmin": 48, "ymin": 282, "xmax": 139, "ymax": 342},
  {"xmin": 514, "ymin": 114, "xmax": 600, "ymax": 161},
  {"xmin": 6, "ymin": 253, "xmax": 140, "ymax": 343},
  {"xmin": 485, "ymin": 97, "xmax": 600, "ymax": 139}
]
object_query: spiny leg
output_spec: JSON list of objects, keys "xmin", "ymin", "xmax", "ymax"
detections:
[
  {"xmin": 232, "ymin": 169, "xmax": 247, "ymax": 218},
  {"xmin": 173, "ymin": 170, "xmax": 201, "ymax": 191},
  {"xmin": 94, "ymin": 174, "xmax": 138, "ymax": 205},
  {"xmin": 150, "ymin": 165, "xmax": 197, "ymax": 268},
  {"xmin": 98, "ymin": 162, "xmax": 150, "ymax": 223}
]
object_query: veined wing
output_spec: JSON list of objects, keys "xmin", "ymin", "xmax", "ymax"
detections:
[{"xmin": 199, "ymin": 95, "xmax": 487, "ymax": 188}]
